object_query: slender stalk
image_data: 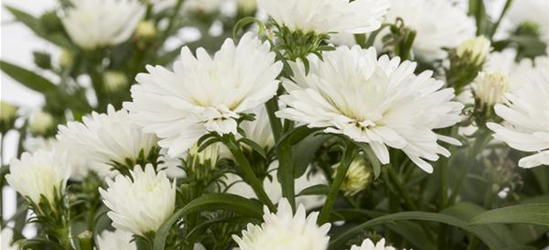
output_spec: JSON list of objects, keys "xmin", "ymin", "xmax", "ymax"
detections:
[
  {"xmin": 387, "ymin": 167, "xmax": 418, "ymax": 210},
  {"xmin": 224, "ymin": 137, "xmax": 276, "ymax": 211},
  {"xmin": 278, "ymin": 144, "xmax": 295, "ymax": 210},
  {"xmin": 318, "ymin": 143, "xmax": 356, "ymax": 224},
  {"xmin": 489, "ymin": 0, "xmax": 514, "ymax": 40},
  {"xmin": 265, "ymin": 98, "xmax": 283, "ymax": 142}
]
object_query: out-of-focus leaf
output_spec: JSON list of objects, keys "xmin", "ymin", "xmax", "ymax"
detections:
[
  {"xmin": 297, "ymin": 184, "xmax": 329, "ymax": 196},
  {"xmin": 470, "ymin": 203, "xmax": 549, "ymax": 227},
  {"xmin": 0, "ymin": 60, "xmax": 57, "ymax": 92}
]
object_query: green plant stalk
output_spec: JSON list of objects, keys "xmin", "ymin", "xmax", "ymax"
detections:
[
  {"xmin": 387, "ymin": 167, "xmax": 418, "ymax": 211},
  {"xmin": 225, "ymin": 138, "xmax": 276, "ymax": 211},
  {"xmin": 489, "ymin": 0, "xmax": 514, "ymax": 40},
  {"xmin": 318, "ymin": 143, "xmax": 356, "ymax": 224},
  {"xmin": 265, "ymin": 97, "xmax": 283, "ymax": 142},
  {"xmin": 278, "ymin": 144, "xmax": 295, "ymax": 210}
]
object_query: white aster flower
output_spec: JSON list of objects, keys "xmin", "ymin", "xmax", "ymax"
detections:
[
  {"xmin": 506, "ymin": 0, "xmax": 549, "ymax": 43},
  {"xmin": 1, "ymin": 227, "xmax": 19, "ymax": 250},
  {"xmin": 125, "ymin": 32, "xmax": 282, "ymax": 157},
  {"xmin": 61, "ymin": 0, "xmax": 145, "ymax": 50},
  {"xmin": 487, "ymin": 60, "xmax": 549, "ymax": 169},
  {"xmin": 472, "ymin": 71, "xmax": 511, "ymax": 108},
  {"xmin": 100, "ymin": 164, "xmax": 176, "ymax": 236},
  {"xmin": 6, "ymin": 150, "xmax": 70, "ymax": 204},
  {"xmin": 240, "ymin": 107, "xmax": 275, "ymax": 150},
  {"xmin": 96, "ymin": 230, "xmax": 137, "ymax": 250},
  {"xmin": 233, "ymin": 198, "xmax": 331, "ymax": 250},
  {"xmin": 385, "ymin": 0, "xmax": 475, "ymax": 61},
  {"xmin": 277, "ymin": 46, "xmax": 463, "ymax": 173},
  {"xmin": 57, "ymin": 105, "xmax": 158, "ymax": 176},
  {"xmin": 350, "ymin": 238, "xmax": 396, "ymax": 250},
  {"xmin": 257, "ymin": 0, "xmax": 390, "ymax": 34}
]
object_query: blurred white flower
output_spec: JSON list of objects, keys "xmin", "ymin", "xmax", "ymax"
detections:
[
  {"xmin": 103, "ymin": 71, "xmax": 129, "ymax": 93},
  {"xmin": 62, "ymin": 0, "xmax": 145, "ymax": 50},
  {"xmin": 1, "ymin": 227, "xmax": 19, "ymax": 250},
  {"xmin": 350, "ymin": 238, "xmax": 396, "ymax": 250},
  {"xmin": 233, "ymin": 198, "xmax": 331, "ymax": 250},
  {"xmin": 385, "ymin": 0, "xmax": 475, "ymax": 61},
  {"xmin": 506, "ymin": 0, "xmax": 549, "ymax": 43},
  {"xmin": 226, "ymin": 164, "xmax": 327, "ymax": 210},
  {"xmin": 28, "ymin": 110, "xmax": 55, "ymax": 135},
  {"xmin": 6, "ymin": 150, "xmax": 70, "ymax": 204},
  {"xmin": 125, "ymin": 32, "xmax": 282, "ymax": 157},
  {"xmin": 456, "ymin": 36, "xmax": 492, "ymax": 66},
  {"xmin": 257, "ymin": 0, "xmax": 390, "ymax": 34},
  {"xmin": 240, "ymin": 107, "xmax": 275, "ymax": 150},
  {"xmin": 57, "ymin": 105, "xmax": 158, "ymax": 176},
  {"xmin": 277, "ymin": 46, "xmax": 463, "ymax": 173},
  {"xmin": 487, "ymin": 60, "xmax": 549, "ymax": 168},
  {"xmin": 100, "ymin": 164, "xmax": 176, "ymax": 236},
  {"xmin": 472, "ymin": 71, "xmax": 511, "ymax": 108},
  {"xmin": 96, "ymin": 230, "xmax": 137, "ymax": 250},
  {"xmin": 336, "ymin": 157, "xmax": 372, "ymax": 196},
  {"xmin": 183, "ymin": 0, "xmax": 223, "ymax": 14}
]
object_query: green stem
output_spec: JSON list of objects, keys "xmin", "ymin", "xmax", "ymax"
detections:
[
  {"xmin": 265, "ymin": 98, "xmax": 283, "ymax": 142},
  {"xmin": 278, "ymin": 144, "xmax": 295, "ymax": 210},
  {"xmin": 318, "ymin": 143, "xmax": 356, "ymax": 224},
  {"xmin": 489, "ymin": 0, "xmax": 514, "ymax": 40},
  {"xmin": 387, "ymin": 167, "xmax": 418, "ymax": 210},
  {"xmin": 225, "ymin": 137, "xmax": 276, "ymax": 211}
]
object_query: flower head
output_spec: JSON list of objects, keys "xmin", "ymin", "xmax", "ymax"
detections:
[
  {"xmin": 125, "ymin": 32, "xmax": 282, "ymax": 157},
  {"xmin": 350, "ymin": 238, "xmax": 396, "ymax": 250},
  {"xmin": 96, "ymin": 230, "xmax": 137, "ymax": 250},
  {"xmin": 28, "ymin": 110, "xmax": 55, "ymax": 136},
  {"xmin": 258, "ymin": 0, "xmax": 389, "ymax": 34},
  {"xmin": 277, "ymin": 46, "xmax": 463, "ymax": 173},
  {"xmin": 6, "ymin": 150, "xmax": 70, "ymax": 204},
  {"xmin": 233, "ymin": 198, "xmax": 331, "ymax": 250},
  {"xmin": 472, "ymin": 71, "xmax": 511, "ymax": 108},
  {"xmin": 57, "ymin": 105, "xmax": 158, "ymax": 176},
  {"xmin": 62, "ymin": 0, "xmax": 145, "ymax": 49},
  {"xmin": 385, "ymin": 0, "xmax": 475, "ymax": 61},
  {"xmin": 100, "ymin": 164, "xmax": 176, "ymax": 236},
  {"xmin": 456, "ymin": 36, "xmax": 492, "ymax": 66},
  {"xmin": 487, "ymin": 61, "xmax": 549, "ymax": 168},
  {"xmin": 336, "ymin": 157, "xmax": 373, "ymax": 196}
]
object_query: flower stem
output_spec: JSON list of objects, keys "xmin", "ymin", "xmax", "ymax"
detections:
[
  {"xmin": 318, "ymin": 142, "xmax": 356, "ymax": 224},
  {"xmin": 224, "ymin": 137, "xmax": 276, "ymax": 211}
]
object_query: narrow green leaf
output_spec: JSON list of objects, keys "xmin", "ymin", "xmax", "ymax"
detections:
[
  {"xmin": 470, "ymin": 203, "xmax": 549, "ymax": 227},
  {"xmin": 0, "ymin": 60, "xmax": 57, "ymax": 92},
  {"xmin": 239, "ymin": 137, "xmax": 267, "ymax": 159},
  {"xmin": 356, "ymin": 142, "xmax": 381, "ymax": 179},
  {"xmin": 297, "ymin": 184, "xmax": 329, "ymax": 196},
  {"xmin": 292, "ymin": 133, "xmax": 330, "ymax": 178}
]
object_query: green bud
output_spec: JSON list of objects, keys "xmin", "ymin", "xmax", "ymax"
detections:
[
  {"xmin": 59, "ymin": 49, "xmax": 74, "ymax": 68},
  {"xmin": 33, "ymin": 51, "xmax": 52, "ymax": 70},
  {"xmin": 334, "ymin": 157, "xmax": 373, "ymax": 196},
  {"xmin": 0, "ymin": 101, "xmax": 18, "ymax": 133},
  {"xmin": 28, "ymin": 110, "xmax": 56, "ymax": 136},
  {"xmin": 135, "ymin": 21, "xmax": 157, "ymax": 41},
  {"xmin": 103, "ymin": 71, "xmax": 129, "ymax": 93}
]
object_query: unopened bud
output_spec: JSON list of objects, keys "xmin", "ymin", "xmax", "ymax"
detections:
[
  {"xmin": 0, "ymin": 101, "xmax": 18, "ymax": 132},
  {"xmin": 103, "ymin": 71, "xmax": 129, "ymax": 93},
  {"xmin": 29, "ymin": 110, "xmax": 55, "ymax": 136},
  {"xmin": 456, "ymin": 36, "xmax": 491, "ymax": 66},
  {"xmin": 472, "ymin": 71, "xmax": 510, "ymax": 108},
  {"xmin": 135, "ymin": 21, "xmax": 157, "ymax": 41},
  {"xmin": 334, "ymin": 157, "xmax": 373, "ymax": 196}
]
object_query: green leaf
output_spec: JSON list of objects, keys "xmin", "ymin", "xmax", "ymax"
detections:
[
  {"xmin": 470, "ymin": 203, "xmax": 549, "ymax": 227},
  {"xmin": 239, "ymin": 137, "xmax": 267, "ymax": 159},
  {"xmin": 355, "ymin": 142, "xmax": 382, "ymax": 179},
  {"xmin": 0, "ymin": 60, "xmax": 57, "ymax": 92},
  {"xmin": 297, "ymin": 184, "xmax": 329, "ymax": 196},
  {"xmin": 153, "ymin": 193, "xmax": 263, "ymax": 250},
  {"xmin": 233, "ymin": 17, "xmax": 265, "ymax": 41},
  {"xmin": 292, "ymin": 133, "xmax": 330, "ymax": 178}
]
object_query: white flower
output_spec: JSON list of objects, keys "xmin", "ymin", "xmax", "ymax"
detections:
[
  {"xmin": 62, "ymin": 0, "xmax": 145, "ymax": 50},
  {"xmin": 96, "ymin": 230, "xmax": 137, "ymax": 250},
  {"xmin": 487, "ymin": 60, "xmax": 549, "ymax": 169},
  {"xmin": 233, "ymin": 198, "xmax": 331, "ymax": 250},
  {"xmin": 257, "ymin": 0, "xmax": 390, "ymax": 34},
  {"xmin": 472, "ymin": 71, "xmax": 511, "ymax": 108},
  {"xmin": 100, "ymin": 164, "xmax": 176, "ymax": 236},
  {"xmin": 336, "ymin": 157, "xmax": 372, "ymax": 196},
  {"xmin": 350, "ymin": 238, "xmax": 396, "ymax": 250},
  {"xmin": 1, "ymin": 227, "xmax": 19, "ymax": 250},
  {"xmin": 57, "ymin": 105, "xmax": 158, "ymax": 176},
  {"xmin": 103, "ymin": 71, "xmax": 129, "ymax": 93},
  {"xmin": 125, "ymin": 32, "xmax": 282, "ymax": 157},
  {"xmin": 240, "ymin": 107, "xmax": 275, "ymax": 150},
  {"xmin": 385, "ymin": 0, "xmax": 475, "ymax": 61},
  {"xmin": 456, "ymin": 36, "xmax": 492, "ymax": 66},
  {"xmin": 226, "ymin": 164, "xmax": 327, "ymax": 210},
  {"xmin": 6, "ymin": 150, "xmax": 70, "ymax": 204},
  {"xmin": 28, "ymin": 110, "xmax": 55, "ymax": 135},
  {"xmin": 277, "ymin": 46, "xmax": 463, "ymax": 173},
  {"xmin": 506, "ymin": 0, "xmax": 549, "ymax": 43}
]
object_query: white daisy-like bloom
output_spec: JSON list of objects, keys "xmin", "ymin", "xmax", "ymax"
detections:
[
  {"xmin": 99, "ymin": 164, "xmax": 176, "ymax": 236},
  {"xmin": 1, "ymin": 227, "xmax": 19, "ymax": 250},
  {"xmin": 487, "ymin": 59, "xmax": 549, "ymax": 169},
  {"xmin": 226, "ymin": 164, "xmax": 327, "ymax": 210},
  {"xmin": 277, "ymin": 46, "xmax": 463, "ymax": 173},
  {"xmin": 61, "ymin": 0, "xmax": 145, "ymax": 50},
  {"xmin": 6, "ymin": 150, "xmax": 70, "ymax": 204},
  {"xmin": 96, "ymin": 230, "xmax": 137, "ymax": 250},
  {"xmin": 125, "ymin": 32, "xmax": 283, "ymax": 157},
  {"xmin": 233, "ymin": 198, "xmax": 331, "ymax": 250},
  {"xmin": 385, "ymin": 0, "xmax": 475, "ymax": 61},
  {"xmin": 57, "ymin": 105, "xmax": 159, "ymax": 176},
  {"xmin": 506, "ymin": 0, "xmax": 549, "ymax": 43},
  {"xmin": 240, "ymin": 107, "xmax": 275, "ymax": 150},
  {"xmin": 257, "ymin": 0, "xmax": 390, "ymax": 34},
  {"xmin": 350, "ymin": 238, "xmax": 396, "ymax": 250}
]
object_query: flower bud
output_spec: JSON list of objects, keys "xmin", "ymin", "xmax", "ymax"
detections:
[
  {"xmin": 334, "ymin": 157, "xmax": 373, "ymax": 196},
  {"xmin": 103, "ymin": 71, "xmax": 129, "ymax": 93},
  {"xmin": 59, "ymin": 49, "xmax": 74, "ymax": 68},
  {"xmin": 135, "ymin": 21, "xmax": 156, "ymax": 41},
  {"xmin": 472, "ymin": 71, "xmax": 511, "ymax": 108},
  {"xmin": 456, "ymin": 36, "xmax": 491, "ymax": 66},
  {"xmin": 238, "ymin": 0, "xmax": 257, "ymax": 15},
  {"xmin": 0, "ymin": 101, "xmax": 17, "ymax": 133},
  {"xmin": 29, "ymin": 110, "xmax": 55, "ymax": 136}
]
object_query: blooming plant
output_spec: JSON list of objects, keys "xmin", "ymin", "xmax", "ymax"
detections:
[{"xmin": 1, "ymin": 0, "xmax": 548, "ymax": 249}]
